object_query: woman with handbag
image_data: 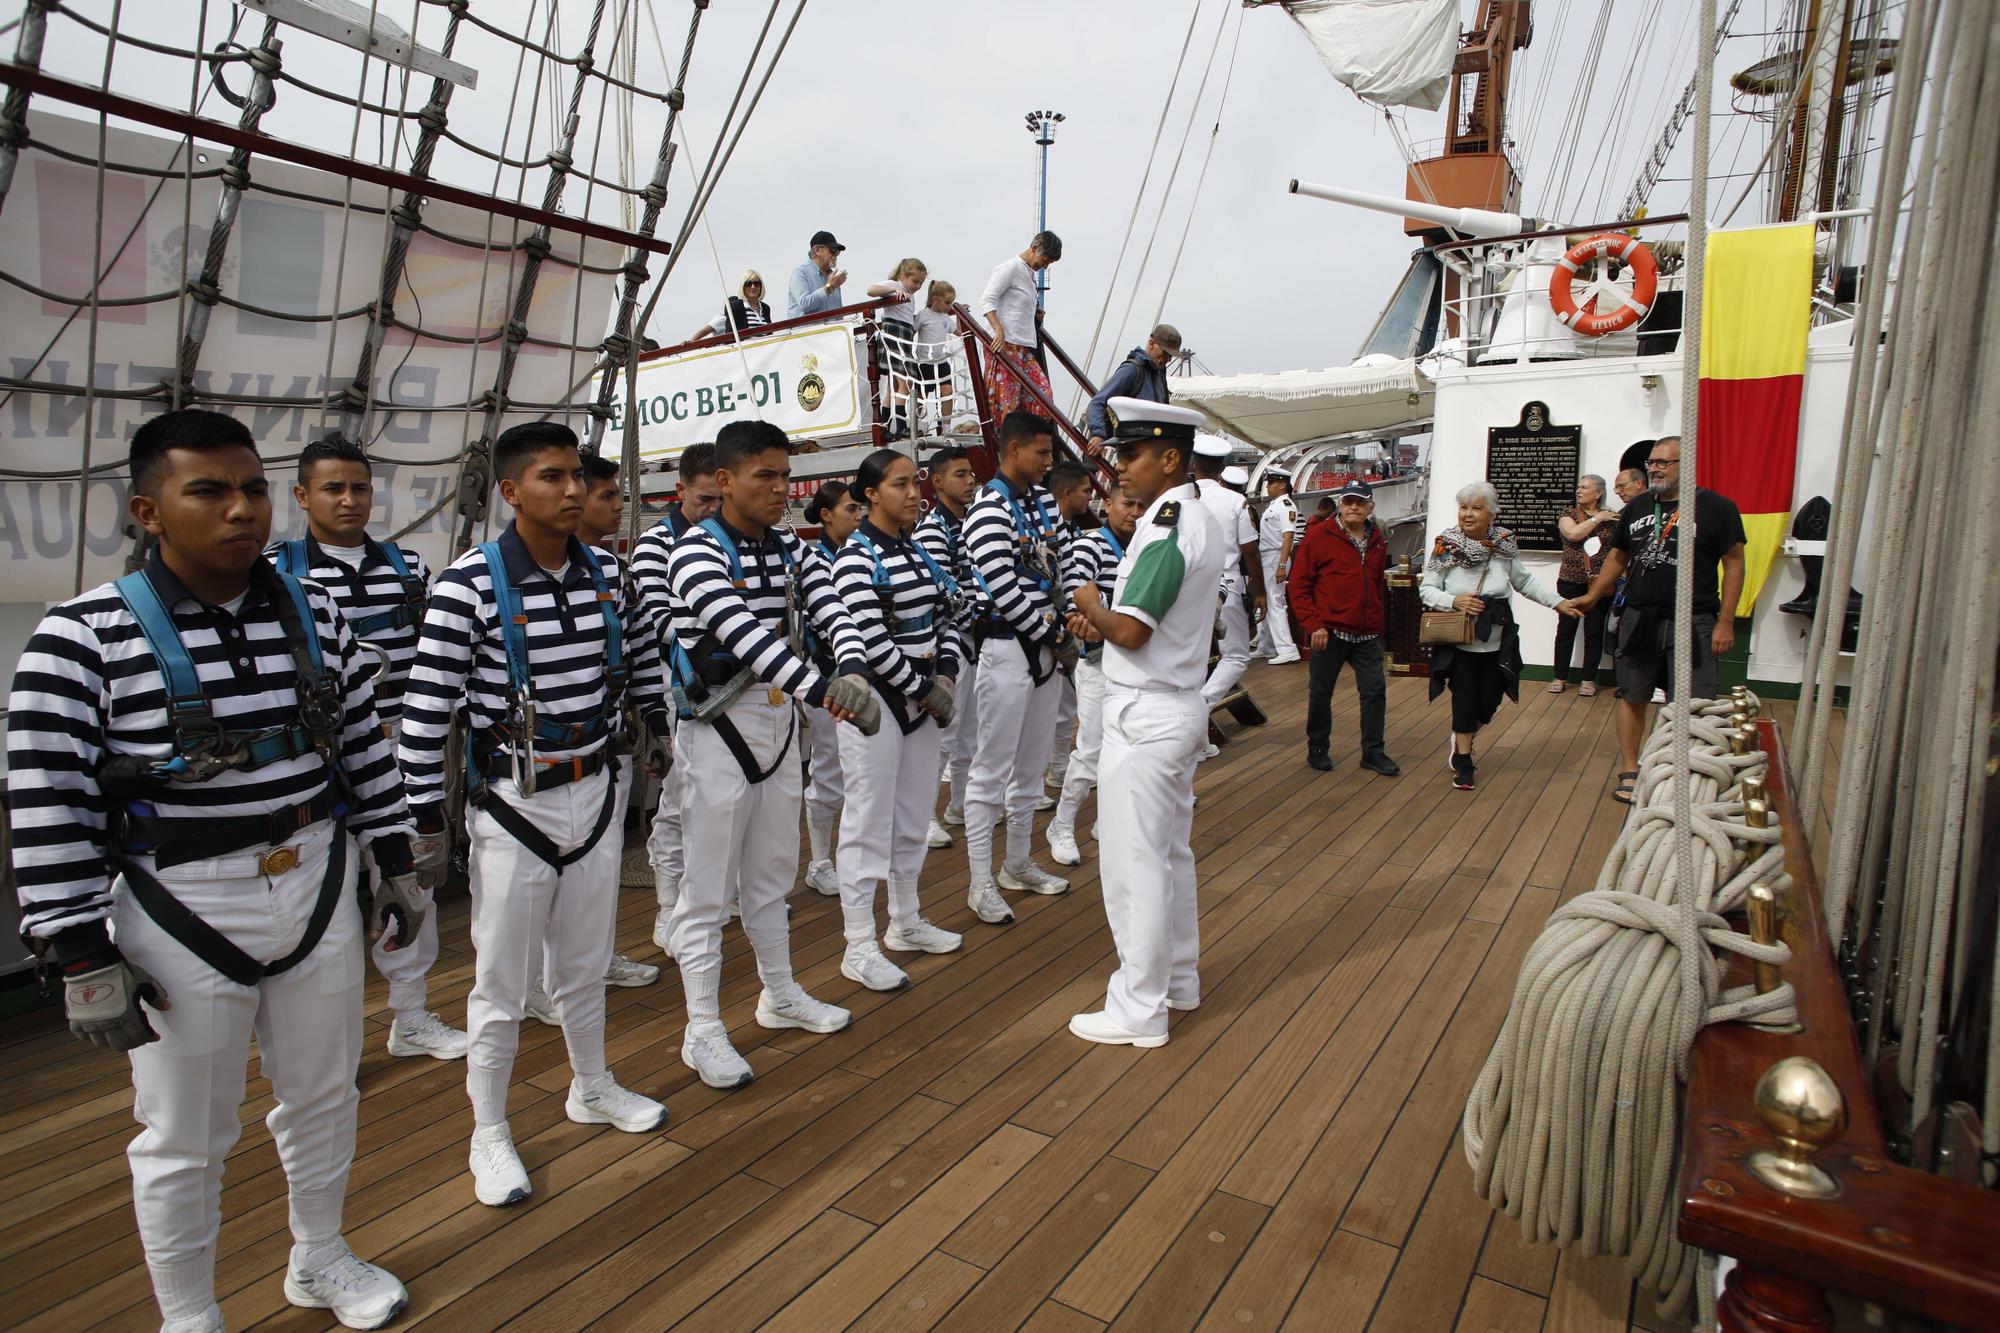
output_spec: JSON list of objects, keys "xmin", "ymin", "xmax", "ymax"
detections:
[{"xmin": 1420, "ymin": 482, "xmax": 1580, "ymax": 790}]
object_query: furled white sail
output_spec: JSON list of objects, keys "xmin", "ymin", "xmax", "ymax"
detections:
[{"xmin": 1276, "ymin": 0, "xmax": 1458, "ymax": 111}]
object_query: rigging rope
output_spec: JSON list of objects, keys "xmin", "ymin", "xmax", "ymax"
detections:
[{"xmin": 1151, "ymin": 2, "xmax": 1245, "ymax": 331}]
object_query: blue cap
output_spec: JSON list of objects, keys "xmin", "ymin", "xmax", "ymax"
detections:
[{"xmin": 1337, "ymin": 479, "xmax": 1374, "ymax": 499}]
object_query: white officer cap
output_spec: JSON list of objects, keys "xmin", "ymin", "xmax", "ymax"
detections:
[
  {"xmin": 1265, "ymin": 465, "xmax": 1292, "ymax": 481},
  {"xmin": 1222, "ymin": 465, "xmax": 1250, "ymax": 486},
  {"xmin": 1105, "ymin": 396, "xmax": 1204, "ymax": 442},
  {"xmin": 1192, "ymin": 432, "xmax": 1232, "ymax": 459}
]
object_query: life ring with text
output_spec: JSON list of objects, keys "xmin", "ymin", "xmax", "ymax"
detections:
[{"xmin": 1548, "ymin": 234, "xmax": 1658, "ymax": 336}]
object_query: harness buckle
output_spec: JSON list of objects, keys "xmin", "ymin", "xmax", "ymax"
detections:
[
  {"xmin": 172, "ymin": 711, "xmax": 250, "ymax": 784},
  {"xmin": 509, "ymin": 690, "xmax": 539, "ymax": 798},
  {"xmin": 259, "ymin": 846, "xmax": 301, "ymax": 876}
]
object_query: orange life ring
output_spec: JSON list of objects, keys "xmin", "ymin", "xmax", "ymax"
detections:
[{"xmin": 1548, "ymin": 233, "xmax": 1658, "ymax": 336}]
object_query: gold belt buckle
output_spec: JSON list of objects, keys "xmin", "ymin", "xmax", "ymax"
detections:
[
  {"xmin": 259, "ymin": 845, "xmax": 301, "ymax": 877},
  {"xmin": 768, "ymin": 686, "xmax": 785, "ymax": 707}
]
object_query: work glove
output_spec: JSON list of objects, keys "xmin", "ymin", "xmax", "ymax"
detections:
[
  {"xmin": 369, "ymin": 872, "xmax": 432, "ymax": 951},
  {"xmin": 824, "ymin": 674, "xmax": 882, "ymax": 736},
  {"xmin": 412, "ymin": 832, "xmax": 450, "ymax": 893},
  {"xmin": 646, "ymin": 731, "xmax": 675, "ymax": 779},
  {"xmin": 1053, "ymin": 629, "xmax": 1081, "ymax": 678},
  {"xmin": 921, "ymin": 676, "xmax": 956, "ymax": 729},
  {"xmin": 64, "ymin": 959, "xmax": 168, "ymax": 1051}
]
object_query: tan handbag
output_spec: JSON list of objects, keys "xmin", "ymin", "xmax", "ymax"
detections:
[{"xmin": 1418, "ymin": 561, "xmax": 1492, "ymax": 646}]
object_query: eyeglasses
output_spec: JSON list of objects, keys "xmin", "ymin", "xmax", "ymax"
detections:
[
  {"xmin": 745, "ymin": 280, "xmax": 764, "ymax": 288},
  {"xmin": 1646, "ymin": 459, "xmax": 1675, "ymax": 469}
]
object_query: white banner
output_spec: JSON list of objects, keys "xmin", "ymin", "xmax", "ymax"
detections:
[
  {"xmin": 604, "ymin": 322, "xmax": 864, "ymax": 462},
  {"xmin": 0, "ymin": 113, "xmax": 623, "ymax": 607}
]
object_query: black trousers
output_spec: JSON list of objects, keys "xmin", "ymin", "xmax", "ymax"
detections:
[
  {"xmin": 1306, "ymin": 635, "xmax": 1388, "ymax": 758},
  {"xmin": 1552, "ymin": 578, "xmax": 1608, "ymax": 682},
  {"xmin": 1447, "ymin": 648, "xmax": 1506, "ymax": 734}
]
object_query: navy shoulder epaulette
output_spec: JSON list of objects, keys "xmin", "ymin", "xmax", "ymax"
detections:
[{"xmin": 1156, "ymin": 501, "xmax": 1181, "ymax": 528}]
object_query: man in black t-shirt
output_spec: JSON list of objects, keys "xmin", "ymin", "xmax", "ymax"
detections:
[{"xmin": 1576, "ymin": 435, "xmax": 1746, "ymax": 803}]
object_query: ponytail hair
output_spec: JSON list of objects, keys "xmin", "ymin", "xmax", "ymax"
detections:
[{"xmin": 803, "ymin": 479, "xmax": 850, "ymax": 526}]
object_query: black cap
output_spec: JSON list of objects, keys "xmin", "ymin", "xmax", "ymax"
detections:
[
  {"xmin": 1337, "ymin": 479, "xmax": 1374, "ymax": 500},
  {"xmin": 810, "ymin": 230, "xmax": 845, "ymax": 253}
]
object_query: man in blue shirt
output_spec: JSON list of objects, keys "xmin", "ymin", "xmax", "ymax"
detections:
[
  {"xmin": 787, "ymin": 229, "xmax": 848, "ymax": 318},
  {"xmin": 1084, "ymin": 324, "xmax": 1180, "ymax": 453}
]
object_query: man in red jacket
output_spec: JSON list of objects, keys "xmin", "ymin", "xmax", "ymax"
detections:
[{"xmin": 1288, "ymin": 481, "xmax": 1399, "ymax": 776}]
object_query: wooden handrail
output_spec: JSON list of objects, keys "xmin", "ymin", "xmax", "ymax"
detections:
[
  {"xmin": 1038, "ymin": 326, "xmax": 1100, "ymax": 404},
  {"xmin": 642, "ymin": 297, "xmax": 902, "ymax": 362},
  {"xmin": 948, "ymin": 303, "xmax": 1116, "ymax": 494},
  {"xmin": 1678, "ymin": 718, "xmax": 2000, "ymax": 1330}
]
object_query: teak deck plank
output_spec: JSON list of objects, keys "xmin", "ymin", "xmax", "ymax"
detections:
[{"xmin": 0, "ymin": 666, "xmax": 1776, "ymax": 1332}]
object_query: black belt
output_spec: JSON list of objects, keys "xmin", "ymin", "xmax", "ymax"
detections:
[
  {"xmin": 473, "ymin": 750, "xmax": 620, "ymax": 871},
  {"xmin": 973, "ymin": 620, "xmax": 1056, "ymax": 687},
  {"xmin": 117, "ymin": 789, "xmax": 348, "ymax": 871},
  {"xmin": 117, "ymin": 821, "xmax": 351, "ymax": 988},
  {"xmin": 698, "ymin": 707, "xmax": 796, "ymax": 785},
  {"xmin": 474, "ymin": 745, "xmax": 611, "ymax": 794}
]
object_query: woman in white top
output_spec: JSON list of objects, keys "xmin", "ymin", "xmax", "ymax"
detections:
[
  {"xmin": 686, "ymin": 270, "xmax": 772, "ymax": 343},
  {"xmin": 976, "ymin": 231, "xmax": 1061, "ymax": 418},
  {"xmin": 1420, "ymin": 482, "xmax": 1579, "ymax": 791},
  {"xmin": 865, "ymin": 258, "xmax": 927, "ymax": 439}
]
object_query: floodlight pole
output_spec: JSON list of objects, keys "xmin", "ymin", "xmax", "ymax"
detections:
[{"xmin": 1025, "ymin": 109, "xmax": 1063, "ymax": 308}]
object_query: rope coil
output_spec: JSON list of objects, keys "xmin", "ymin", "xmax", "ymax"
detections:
[{"xmin": 1464, "ymin": 695, "xmax": 1792, "ymax": 1319}]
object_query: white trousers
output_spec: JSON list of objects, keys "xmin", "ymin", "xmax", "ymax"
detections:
[
  {"xmin": 1202, "ymin": 585, "xmax": 1253, "ymax": 705},
  {"xmin": 1097, "ymin": 684, "xmax": 1206, "ymax": 1036},
  {"xmin": 110, "ymin": 819, "xmax": 362, "ymax": 1321},
  {"xmin": 1048, "ymin": 672, "xmax": 1079, "ymax": 782},
  {"xmin": 1054, "ymin": 655, "xmax": 1107, "ymax": 827},
  {"xmin": 646, "ymin": 713, "xmax": 686, "ymax": 909},
  {"xmin": 836, "ymin": 693, "xmax": 942, "ymax": 946},
  {"xmin": 805, "ymin": 706, "xmax": 846, "ymax": 861},
  {"xmin": 936, "ymin": 652, "xmax": 980, "ymax": 815},
  {"xmin": 668, "ymin": 692, "xmax": 803, "ymax": 1024},
  {"xmin": 966, "ymin": 635, "xmax": 1061, "ymax": 878},
  {"xmin": 1257, "ymin": 553, "xmax": 1297, "ymax": 658},
  {"xmin": 464, "ymin": 767, "xmax": 621, "ymax": 1126},
  {"xmin": 373, "ymin": 719, "xmax": 438, "ymax": 1017}
]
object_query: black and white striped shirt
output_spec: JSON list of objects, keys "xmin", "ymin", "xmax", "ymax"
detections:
[
  {"xmin": 964, "ymin": 476, "xmax": 1067, "ymax": 639},
  {"xmin": 398, "ymin": 524, "xmax": 666, "ymax": 822},
  {"xmin": 6, "ymin": 554, "xmax": 412, "ymax": 949},
  {"xmin": 665, "ymin": 515, "xmax": 860, "ymax": 705},
  {"xmin": 832, "ymin": 521, "xmax": 964, "ymax": 700},
  {"xmin": 264, "ymin": 535, "xmax": 430, "ymax": 728},
  {"xmin": 917, "ymin": 501, "xmax": 981, "ymax": 625},
  {"xmin": 1067, "ymin": 525, "xmax": 1129, "ymax": 602}
]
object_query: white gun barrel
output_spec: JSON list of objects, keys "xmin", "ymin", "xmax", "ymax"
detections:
[{"xmin": 1287, "ymin": 178, "xmax": 1522, "ymax": 239}]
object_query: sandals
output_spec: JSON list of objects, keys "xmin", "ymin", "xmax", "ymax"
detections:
[
  {"xmin": 1611, "ymin": 771, "xmax": 1638, "ymax": 805},
  {"xmin": 1579, "ymin": 682, "xmax": 1598, "ymax": 698},
  {"xmin": 1545, "ymin": 680, "xmax": 1566, "ymax": 694}
]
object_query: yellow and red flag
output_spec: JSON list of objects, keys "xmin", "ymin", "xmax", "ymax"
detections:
[{"xmin": 1695, "ymin": 223, "xmax": 1815, "ymax": 614}]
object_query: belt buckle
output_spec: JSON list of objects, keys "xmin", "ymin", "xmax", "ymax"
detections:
[
  {"xmin": 259, "ymin": 845, "xmax": 301, "ymax": 877},
  {"xmin": 767, "ymin": 686, "xmax": 785, "ymax": 707}
]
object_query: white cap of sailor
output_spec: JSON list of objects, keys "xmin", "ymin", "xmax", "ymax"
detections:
[
  {"xmin": 1191, "ymin": 432, "xmax": 1232, "ymax": 460},
  {"xmin": 1220, "ymin": 465, "xmax": 1250, "ymax": 489},
  {"xmin": 1104, "ymin": 395, "xmax": 1204, "ymax": 443}
]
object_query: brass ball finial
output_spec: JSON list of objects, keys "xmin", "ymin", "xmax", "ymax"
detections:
[{"xmin": 1747, "ymin": 1056, "xmax": 1846, "ymax": 1198}]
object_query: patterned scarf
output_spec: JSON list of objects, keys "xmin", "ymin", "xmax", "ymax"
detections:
[{"xmin": 1429, "ymin": 524, "xmax": 1519, "ymax": 572}]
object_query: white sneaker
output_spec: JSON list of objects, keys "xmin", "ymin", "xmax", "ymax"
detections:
[
  {"xmin": 967, "ymin": 879, "xmax": 1014, "ymax": 924},
  {"xmin": 652, "ymin": 908, "xmax": 675, "ymax": 954},
  {"xmin": 604, "ymin": 953, "xmax": 660, "ymax": 987},
  {"xmin": 284, "ymin": 1239, "xmax": 408, "ymax": 1330},
  {"xmin": 1046, "ymin": 822, "xmax": 1082, "ymax": 867},
  {"xmin": 1269, "ymin": 651, "xmax": 1301, "ymax": 665},
  {"xmin": 884, "ymin": 918, "xmax": 961, "ymax": 953},
  {"xmin": 1044, "ymin": 766, "xmax": 1068, "ymax": 790},
  {"xmin": 999, "ymin": 860, "xmax": 1070, "ymax": 895},
  {"xmin": 655, "ymin": 873, "xmax": 681, "ymax": 917},
  {"xmin": 926, "ymin": 819, "xmax": 954, "ymax": 849},
  {"xmin": 162, "ymin": 1307, "xmax": 225, "ymax": 1333},
  {"xmin": 757, "ymin": 985, "xmax": 851, "ymax": 1033},
  {"xmin": 805, "ymin": 859, "xmax": 839, "ymax": 896},
  {"xmin": 1090, "ymin": 823, "xmax": 1101, "ymax": 843},
  {"xmin": 523, "ymin": 978, "xmax": 560, "ymax": 1027},
  {"xmin": 1034, "ymin": 791, "xmax": 1057, "ymax": 812},
  {"xmin": 1068, "ymin": 1010, "xmax": 1168, "ymax": 1048},
  {"xmin": 941, "ymin": 804, "xmax": 966, "ymax": 827},
  {"xmin": 386, "ymin": 1010, "xmax": 469, "ymax": 1061},
  {"xmin": 1198, "ymin": 742, "xmax": 1220, "ymax": 762},
  {"xmin": 840, "ymin": 943, "xmax": 910, "ymax": 992},
  {"xmin": 682, "ymin": 1027, "xmax": 753, "ymax": 1088},
  {"xmin": 566, "ymin": 1076, "xmax": 667, "ymax": 1132},
  {"xmin": 468, "ymin": 1124, "xmax": 530, "ymax": 1206}
]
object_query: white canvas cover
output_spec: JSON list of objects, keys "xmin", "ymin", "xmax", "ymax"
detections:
[
  {"xmin": 1168, "ymin": 358, "xmax": 1433, "ymax": 448},
  {"xmin": 1280, "ymin": 0, "xmax": 1459, "ymax": 111}
]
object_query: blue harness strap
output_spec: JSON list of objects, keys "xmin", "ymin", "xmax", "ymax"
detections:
[
  {"xmin": 473, "ymin": 541, "xmax": 627, "ymax": 778},
  {"xmin": 276, "ymin": 538, "xmax": 425, "ymax": 636},
  {"xmin": 669, "ymin": 518, "xmax": 797, "ymax": 701},
  {"xmin": 850, "ymin": 529, "xmax": 955, "ymax": 635}
]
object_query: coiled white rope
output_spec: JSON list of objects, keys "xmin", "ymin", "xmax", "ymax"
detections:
[{"xmin": 1463, "ymin": 695, "xmax": 1794, "ymax": 1321}]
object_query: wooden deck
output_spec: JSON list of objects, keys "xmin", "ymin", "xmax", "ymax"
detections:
[{"xmin": 0, "ymin": 662, "xmax": 1827, "ymax": 1331}]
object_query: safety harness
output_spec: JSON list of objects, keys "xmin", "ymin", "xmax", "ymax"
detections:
[
  {"xmin": 101, "ymin": 566, "xmax": 354, "ymax": 985},
  {"xmin": 666, "ymin": 518, "xmax": 799, "ymax": 784},
  {"xmin": 464, "ymin": 541, "xmax": 628, "ymax": 871},
  {"xmin": 848, "ymin": 526, "xmax": 961, "ymax": 735},
  {"xmin": 969, "ymin": 476, "xmax": 1063, "ymax": 685},
  {"xmin": 273, "ymin": 538, "xmax": 427, "ymax": 637},
  {"xmin": 1084, "ymin": 526, "xmax": 1126, "ymax": 663}
]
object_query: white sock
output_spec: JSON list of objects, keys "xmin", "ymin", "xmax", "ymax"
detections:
[
  {"xmin": 149, "ymin": 1252, "xmax": 216, "ymax": 1321},
  {"xmin": 841, "ymin": 883, "xmax": 878, "ymax": 949},
  {"xmin": 562, "ymin": 1023, "xmax": 606, "ymax": 1082},
  {"xmin": 468, "ymin": 1064, "xmax": 511, "ymax": 1127},
  {"xmin": 753, "ymin": 944, "xmax": 795, "ymax": 996},
  {"xmin": 887, "ymin": 878, "xmax": 921, "ymax": 931},
  {"xmin": 948, "ymin": 769, "xmax": 967, "ymax": 813},
  {"xmin": 807, "ymin": 812, "xmax": 834, "ymax": 865},
  {"xmin": 680, "ymin": 964, "xmax": 721, "ymax": 1029},
  {"xmin": 1005, "ymin": 817, "xmax": 1032, "ymax": 868},
  {"xmin": 287, "ymin": 1184, "xmax": 344, "ymax": 1253},
  {"xmin": 965, "ymin": 802, "xmax": 995, "ymax": 881}
]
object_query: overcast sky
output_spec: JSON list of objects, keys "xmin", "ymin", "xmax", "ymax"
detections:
[{"xmin": 38, "ymin": 0, "xmax": 1806, "ymax": 386}]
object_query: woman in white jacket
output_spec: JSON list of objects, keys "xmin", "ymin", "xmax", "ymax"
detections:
[{"xmin": 1420, "ymin": 482, "xmax": 1580, "ymax": 790}]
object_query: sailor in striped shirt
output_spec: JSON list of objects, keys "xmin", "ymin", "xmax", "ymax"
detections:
[
  {"xmin": 6, "ymin": 409, "xmax": 415, "ymax": 1330},
  {"xmin": 626, "ymin": 442, "xmax": 721, "ymax": 946},
  {"xmin": 399, "ymin": 422, "xmax": 672, "ymax": 1211},
  {"xmin": 961, "ymin": 409, "xmax": 1079, "ymax": 921},
  {"xmin": 266, "ymin": 436, "xmax": 467, "ymax": 1064},
  {"xmin": 916, "ymin": 446, "xmax": 983, "ymax": 849},
  {"xmin": 1047, "ymin": 481, "xmax": 1144, "ymax": 869},
  {"xmin": 827, "ymin": 449, "xmax": 968, "ymax": 993},
  {"xmin": 661, "ymin": 420, "xmax": 878, "ymax": 1090},
  {"xmin": 799, "ymin": 479, "xmax": 863, "ymax": 899},
  {"xmin": 1042, "ymin": 459, "xmax": 1100, "ymax": 801}
]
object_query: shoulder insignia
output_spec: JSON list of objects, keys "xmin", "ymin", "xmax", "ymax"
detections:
[{"xmin": 1156, "ymin": 501, "xmax": 1181, "ymax": 528}]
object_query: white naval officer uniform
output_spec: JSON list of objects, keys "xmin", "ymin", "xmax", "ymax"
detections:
[
  {"xmin": 1074, "ymin": 402, "xmax": 1227, "ymax": 1046},
  {"xmin": 1194, "ymin": 440, "xmax": 1258, "ymax": 707},
  {"xmin": 6, "ymin": 553, "xmax": 414, "ymax": 1328},
  {"xmin": 1255, "ymin": 486, "xmax": 1300, "ymax": 660}
]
